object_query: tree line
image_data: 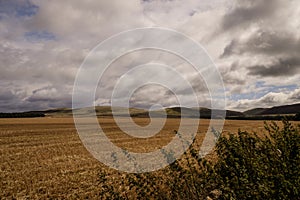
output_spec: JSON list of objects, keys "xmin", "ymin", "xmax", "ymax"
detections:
[{"xmin": 0, "ymin": 112, "xmax": 45, "ymax": 118}]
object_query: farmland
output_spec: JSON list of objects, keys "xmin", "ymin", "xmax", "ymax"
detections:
[{"xmin": 0, "ymin": 117, "xmax": 299, "ymax": 199}]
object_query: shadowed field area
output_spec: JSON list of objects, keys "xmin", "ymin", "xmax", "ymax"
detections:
[{"xmin": 0, "ymin": 117, "xmax": 298, "ymax": 198}]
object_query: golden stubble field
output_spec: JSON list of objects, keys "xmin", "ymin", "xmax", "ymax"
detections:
[{"xmin": 1, "ymin": 117, "xmax": 297, "ymax": 199}]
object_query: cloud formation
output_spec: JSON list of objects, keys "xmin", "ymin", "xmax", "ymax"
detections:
[
  {"xmin": 0, "ymin": 0, "xmax": 299, "ymax": 112},
  {"xmin": 248, "ymin": 57, "xmax": 300, "ymax": 77},
  {"xmin": 228, "ymin": 88, "xmax": 300, "ymax": 110},
  {"xmin": 221, "ymin": 0, "xmax": 281, "ymax": 31}
]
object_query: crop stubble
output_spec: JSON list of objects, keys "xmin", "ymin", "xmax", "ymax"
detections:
[{"xmin": 0, "ymin": 117, "xmax": 292, "ymax": 198}]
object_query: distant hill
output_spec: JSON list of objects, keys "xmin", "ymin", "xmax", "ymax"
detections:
[
  {"xmin": 43, "ymin": 108, "xmax": 73, "ymax": 116},
  {"xmin": 40, "ymin": 106, "xmax": 244, "ymax": 119},
  {"xmin": 2, "ymin": 103, "xmax": 299, "ymax": 120},
  {"xmin": 140, "ymin": 107, "xmax": 244, "ymax": 119},
  {"xmin": 243, "ymin": 108, "xmax": 267, "ymax": 116},
  {"xmin": 244, "ymin": 103, "xmax": 300, "ymax": 116},
  {"xmin": 48, "ymin": 106, "xmax": 148, "ymax": 117}
]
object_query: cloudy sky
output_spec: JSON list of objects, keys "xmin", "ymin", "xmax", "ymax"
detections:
[{"xmin": 0, "ymin": 0, "xmax": 300, "ymax": 112}]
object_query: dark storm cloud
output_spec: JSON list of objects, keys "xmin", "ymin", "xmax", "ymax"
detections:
[
  {"xmin": 218, "ymin": 0, "xmax": 300, "ymax": 85},
  {"xmin": 0, "ymin": 90, "xmax": 16, "ymax": 101},
  {"xmin": 32, "ymin": 85, "xmax": 53, "ymax": 94},
  {"xmin": 221, "ymin": 0, "xmax": 279, "ymax": 31},
  {"xmin": 26, "ymin": 85, "xmax": 71, "ymax": 102},
  {"xmin": 248, "ymin": 57, "xmax": 300, "ymax": 77},
  {"xmin": 26, "ymin": 97, "xmax": 72, "ymax": 108},
  {"xmin": 0, "ymin": 88, "xmax": 29, "ymax": 112},
  {"xmin": 221, "ymin": 31, "xmax": 300, "ymax": 58},
  {"xmin": 0, "ymin": 85, "xmax": 72, "ymax": 112},
  {"xmin": 23, "ymin": 85, "xmax": 72, "ymax": 111},
  {"xmin": 217, "ymin": 0, "xmax": 300, "ymax": 69}
]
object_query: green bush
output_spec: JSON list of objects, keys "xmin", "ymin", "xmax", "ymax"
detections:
[{"xmin": 210, "ymin": 120, "xmax": 300, "ymax": 199}]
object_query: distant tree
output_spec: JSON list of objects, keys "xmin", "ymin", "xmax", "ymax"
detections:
[
  {"xmin": 0, "ymin": 112, "xmax": 45, "ymax": 118},
  {"xmin": 295, "ymin": 113, "xmax": 300, "ymax": 121}
]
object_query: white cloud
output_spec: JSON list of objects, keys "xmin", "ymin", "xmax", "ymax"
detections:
[
  {"xmin": 0, "ymin": 0, "xmax": 299, "ymax": 112},
  {"xmin": 228, "ymin": 89, "xmax": 300, "ymax": 111}
]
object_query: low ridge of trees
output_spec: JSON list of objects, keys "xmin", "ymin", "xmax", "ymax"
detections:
[
  {"xmin": 295, "ymin": 113, "xmax": 300, "ymax": 121},
  {"xmin": 0, "ymin": 112, "xmax": 45, "ymax": 118}
]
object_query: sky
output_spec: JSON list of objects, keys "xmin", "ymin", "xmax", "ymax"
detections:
[{"xmin": 0, "ymin": 0, "xmax": 300, "ymax": 112}]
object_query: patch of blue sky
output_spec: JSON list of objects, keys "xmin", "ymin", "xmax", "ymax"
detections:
[
  {"xmin": 262, "ymin": 84, "xmax": 297, "ymax": 93},
  {"xmin": 0, "ymin": 0, "xmax": 38, "ymax": 19},
  {"xmin": 16, "ymin": 2, "xmax": 38, "ymax": 17},
  {"xmin": 229, "ymin": 92, "xmax": 259, "ymax": 101},
  {"xmin": 255, "ymin": 81, "xmax": 265, "ymax": 88},
  {"xmin": 24, "ymin": 31, "xmax": 56, "ymax": 42},
  {"xmin": 229, "ymin": 82, "xmax": 298, "ymax": 101}
]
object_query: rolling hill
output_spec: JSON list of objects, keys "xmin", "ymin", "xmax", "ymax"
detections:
[
  {"xmin": 243, "ymin": 108, "xmax": 267, "ymax": 116},
  {"xmin": 244, "ymin": 103, "xmax": 300, "ymax": 116},
  {"xmin": 38, "ymin": 106, "xmax": 245, "ymax": 119},
  {"xmin": 45, "ymin": 106, "xmax": 148, "ymax": 117},
  {"xmin": 2, "ymin": 103, "xmax": 299, "ymax": 119}
]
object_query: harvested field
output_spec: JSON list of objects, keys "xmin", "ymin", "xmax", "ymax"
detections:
[{"xmin": 0, "ymin": 117, "xmax": 298, "ymax": 198}]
